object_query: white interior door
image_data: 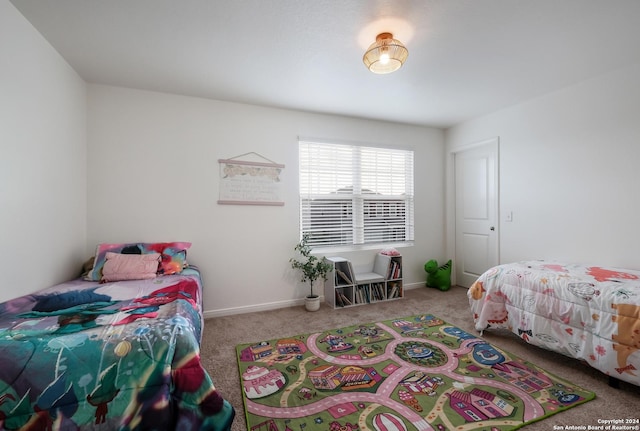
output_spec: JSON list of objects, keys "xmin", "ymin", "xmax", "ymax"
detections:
[{"xmin": 454, "ymin": 138, "xmax": 499, "ymax": 287}]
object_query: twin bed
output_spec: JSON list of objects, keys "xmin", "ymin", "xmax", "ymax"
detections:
[
  {"xmin": 0, "ymin": 242, "xmax": 234, "ymax": 430},
  {"xmin": 468, "ymin": 260, "xmax": 640, "ymax": 388}
]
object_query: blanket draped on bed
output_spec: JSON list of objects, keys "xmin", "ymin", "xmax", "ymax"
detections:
[
  {"xmin": 468, "ymin": 260, "xmax": 640, "ymax": 387},
  {"xmin": 0, "ymin": 267, "xmax": 234, "ymax": 430}
]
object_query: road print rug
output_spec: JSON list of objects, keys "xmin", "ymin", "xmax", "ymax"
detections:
[{"xmin": 235, "ymin": 314, "xmax": 595, "ymax": 431}]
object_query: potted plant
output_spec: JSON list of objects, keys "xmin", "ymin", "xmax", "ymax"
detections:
[{"xmin": 290, "ymin": 234, "xmax": 332, "ymax": 311}]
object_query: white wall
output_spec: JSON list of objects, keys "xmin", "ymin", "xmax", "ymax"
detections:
[
  {"xmin": 446, "ymin": 61, "xmax": 640, "ymax": 271},
  {"xmin": 8, "ymin": 0, "xmax": 638, "ymax": 314},
  {"xmin": 87, "ymin": 85, "xmax": 445, "ymax": 315},
  {"xmin": 0, "ymin": 1, "xmax": 87, "ymax": 302}
]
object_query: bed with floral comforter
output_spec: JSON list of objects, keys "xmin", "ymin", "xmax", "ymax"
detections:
[
  {"xmin": 468, "ymin": 260, "xmax": 640, "ymax": 387},
  {"xmin": 0, "ymin": 266, "xmax": 234, "ymax": 430}
]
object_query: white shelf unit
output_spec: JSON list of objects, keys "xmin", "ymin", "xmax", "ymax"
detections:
[{"xmin": 324, "ymin": 254, "xmax": 403, "ymax": 309}]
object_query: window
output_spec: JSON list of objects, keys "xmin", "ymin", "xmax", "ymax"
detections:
[{"xmin": 298, "ymin": 140, "xmax": 414, "ymax": 248}]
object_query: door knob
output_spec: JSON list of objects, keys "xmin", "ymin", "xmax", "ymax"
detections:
[{"xmin": 490, "ymin": 226, "xmax": 495, "ymax": 231}]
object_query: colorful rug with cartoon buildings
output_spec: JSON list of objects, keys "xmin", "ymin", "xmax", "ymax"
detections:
[{"xmin": 235, "ymin": 314, "xmax": 595, "ymax": 431}]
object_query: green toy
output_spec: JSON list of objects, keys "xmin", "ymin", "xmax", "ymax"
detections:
[{"xmin": 424, "ymin": 259, "xmax": 453, "ymax": 291}]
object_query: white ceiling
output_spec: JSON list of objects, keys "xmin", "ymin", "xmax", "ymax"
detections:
[{"xmin": 10, "ymin": 0, "xmax": 640, "ymax": 128}]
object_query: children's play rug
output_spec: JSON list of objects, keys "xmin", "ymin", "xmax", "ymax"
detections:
[{"xmin": 235, "ymin": 314, "xmax": 595, "ymax": 431}]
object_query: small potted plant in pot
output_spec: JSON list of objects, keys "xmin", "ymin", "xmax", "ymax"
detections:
[{"xmin": 290, "ymin": 234, "xmax": 332, "ymax": 311}]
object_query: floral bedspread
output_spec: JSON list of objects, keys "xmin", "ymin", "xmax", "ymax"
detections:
[
  {"xmin": 0, "ymin": 267, "xmax": 234, "ymax": 430},
  {"xmin": 468, "ymin": 260, "xmax": 640, "ymax": 387}
]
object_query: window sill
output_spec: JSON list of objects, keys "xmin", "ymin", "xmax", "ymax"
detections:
[{"xmin": 312, "ymin": 241, "xmax": 414, "ymax": 255}]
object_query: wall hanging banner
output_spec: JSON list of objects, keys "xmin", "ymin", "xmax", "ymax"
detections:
[{"xmin": 217, "ymin": 152, "xmax": 285, "ymax": 206}]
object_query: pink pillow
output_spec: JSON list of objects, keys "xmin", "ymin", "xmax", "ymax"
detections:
[
  {"xmin": 85, "ymin": 242, "xmax": 191, "ymax": 281},
  {"xmin": 101, "ymin": 252, "xmax": 161, "ymax": 282}
]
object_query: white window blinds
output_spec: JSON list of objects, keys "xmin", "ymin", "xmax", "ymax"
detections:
[{"xmin": 299, "ymin": 140, "xmax": 414, "ymax": 248}]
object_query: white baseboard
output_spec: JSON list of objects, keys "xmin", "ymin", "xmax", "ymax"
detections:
[
  {"xmin": 202, "ymin": 282, "xmax": 424, "ymax": 319},
  {"xmin": 203, "ymin": 298, "xmax": 308, "ymax": 319}
]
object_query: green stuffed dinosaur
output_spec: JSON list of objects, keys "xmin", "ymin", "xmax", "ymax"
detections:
[{"xmin": 424, "ymin": 259, "xmax": 452, "ymax": 291}]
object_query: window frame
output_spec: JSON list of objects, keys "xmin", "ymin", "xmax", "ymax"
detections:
[{"xmin": 297, "ymin": 139, "xmax": 415, "ymax": 251}]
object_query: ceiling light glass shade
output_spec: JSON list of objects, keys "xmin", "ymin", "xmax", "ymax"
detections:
[{"xmin": 363, "ymin": 32, "xmax": 409, "ymax": 74}]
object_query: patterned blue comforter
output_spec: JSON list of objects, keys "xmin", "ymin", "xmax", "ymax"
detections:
[{"xmin": 0, "ymin": 267, "xmax": 234, "ymax": 430}]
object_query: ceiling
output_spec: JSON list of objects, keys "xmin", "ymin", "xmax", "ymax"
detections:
[{"xmin": 10, "ymin": 0, "xmax": 640, "ymax": 128}]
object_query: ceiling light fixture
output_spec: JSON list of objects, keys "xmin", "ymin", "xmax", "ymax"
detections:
[{"xmin": 363, "ymin": 32, "xmax": 409, "ymax": 74}]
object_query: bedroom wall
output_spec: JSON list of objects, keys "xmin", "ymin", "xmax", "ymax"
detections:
[
  {"xmin": 0, "ymin": 1, "xmax": 87, "ymax": 302},
  {"xmin": 87, "ymin": 85, "xmax": 445, "ymax": 316},
  {"xmin": 445, "ymin": 61, "xmax": 640, "ymax": 271}
]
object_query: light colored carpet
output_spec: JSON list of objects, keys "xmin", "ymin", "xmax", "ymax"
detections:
[{"xmin": 201, "ymin": 286, "xmax": 640, "ymax": 431}]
